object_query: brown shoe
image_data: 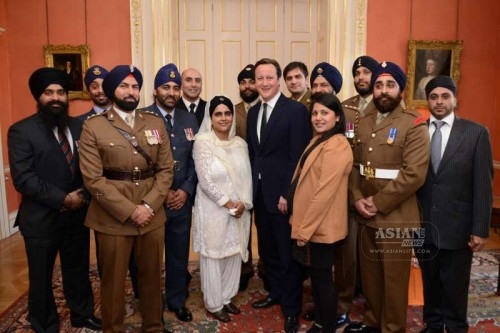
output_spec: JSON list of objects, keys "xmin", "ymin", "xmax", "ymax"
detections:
[
  {"xmin": 208, "ymin": 309, "xmax": 231, "ymax": 322},
  {"xmin": 223, "ymin": 302, "xmax": 241, "ymax": 315}
]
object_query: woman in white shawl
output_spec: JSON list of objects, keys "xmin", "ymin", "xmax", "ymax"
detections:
[{"xmin": 192, "ymin": 95, "xmax": 253, "ymax": 323}]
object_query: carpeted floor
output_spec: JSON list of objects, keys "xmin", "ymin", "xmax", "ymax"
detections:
[{"xmin": 1, "ymin": 251, "xmax": 499, "ymax": 333}]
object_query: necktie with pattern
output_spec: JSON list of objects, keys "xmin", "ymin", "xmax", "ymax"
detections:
[
  {"xmin": 58, "ymin": 128, "xmax": 75, "ymax": 174},
  {"xmin": 431, "ymin": 120, "xmax": 445, "ymax": 173}
]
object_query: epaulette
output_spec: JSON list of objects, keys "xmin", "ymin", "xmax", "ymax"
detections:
[
  {"xmin": 343, "ymin": 104, "xmax": 360, "ymax": 111},
  {"xmin": 138, "ymin": 110, "xmax": 159, "ymax": 117},
  {"xmin": 86, "ymin": 112, "xmax": 106, "ymax": 120}
]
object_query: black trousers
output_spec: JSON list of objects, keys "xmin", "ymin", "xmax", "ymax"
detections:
[
  {"xmin": 24, "ymin": 223, "xmax": 93, "ymax": 333},
  {"xmin": 254, "ymin": 182, "xmax": 302, "ymax": 317},
  {"xmin": 310, "ymin": 266, "xmax": 338, "ymax": 333},
  {"xmin": 416, "ymin": 244, "xmax": 473, "ymax": 333}
]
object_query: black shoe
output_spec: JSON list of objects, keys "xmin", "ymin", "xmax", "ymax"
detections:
[
  {"xmin": 284, "ymin": 316, "xmax": 299, "ymax": 333},
  {"xmin": 71, "ymin": 315, "xmax": 102, "ymax": 331},
  {"xmin": 223, "ymin": 302, "xmax": 241, "ymax": 314},
  {"xmin": 167, "ymin": 305, "xmax": 193, "ymax": 322},
  {"xmin": 251, "ymin": 297, "xmax": 279, "ymax": 309},
  {"xmin": 303, "ymin": 307, "xmax": 315, "ymax": 321},
  {"xmin": 336, "ymin": 313, "xmax": 351, "ymax": 328},
  {"xmin": 306, "ymin": 322, "xmax": 323, "ymax": 333},
  {"xmin": 162, "ymin": 329, "xmax": 174, "ymax": 333},
  {"xmin": 344, "ymin": 322, "xmax": 381, "ymax": 333},
  {"xmin": 208, "ymin": 309, "xmax": 231, "ymax": 323}
]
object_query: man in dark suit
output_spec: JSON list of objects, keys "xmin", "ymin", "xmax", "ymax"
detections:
[
  {"xmin": 175, "ymin": 67, "xmax": 207, "ymax": 126},
  {"xmin": 247, "ymin": 58, "xmax": 312, "ymax": 333},
  {"xmin": 7, "ymin": 67, "xmax": 101, "ymax": 333},
  {"xmin": 416, "ymin": 76, "xmax": 493, "ymax": 333},
  {"xmin": 78, "ymin": 65, "xmax": 111, "ymax": 120},
  {"xmin": 140, "ymin": 63, "xmax": 199, "ymax": 322}
]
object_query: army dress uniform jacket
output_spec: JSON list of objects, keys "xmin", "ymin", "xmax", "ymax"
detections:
[
  {"xmin": 79, "ymin": 108, "xmax": 174, "ymax": 235},
  {"xmin": 234, "ymin": 101, "xmax": 248, "ymax": 139},
  {"xmin": 349, "ymin": 104, "xmax": 430, "ymax": 229},
  {"xmin": 342, "ymin": 95, "xmax": 376, "ymax": 148},
  {"xmin": 297, "ymin": 88, "xmax": 312, "ymax": 110}
]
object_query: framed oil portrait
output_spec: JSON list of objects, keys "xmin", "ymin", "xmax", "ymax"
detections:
[
  {"xmin": 405, "ymin": 40, "xmax": 463, "ymax": 108},
  {"xmin": 43, "ymin": 44, "xmax": 90, "ymax": 100}
]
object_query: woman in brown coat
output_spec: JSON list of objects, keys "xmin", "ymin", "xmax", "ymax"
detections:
[{"xmin": 289, "ymin": 93, "xmax": 353, "ymax": 333}]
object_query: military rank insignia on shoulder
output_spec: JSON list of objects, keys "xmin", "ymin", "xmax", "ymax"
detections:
[
  {"xmin": 343, "ymin": 104, "xmax": 359, "ymax": 111},
  {"xmin": 140, "ymin": 110, "xmax": 159, "ymax": 117},
  {"xmin": 86, "ymin": 112, "xmax": 106, "ymax": 120}
]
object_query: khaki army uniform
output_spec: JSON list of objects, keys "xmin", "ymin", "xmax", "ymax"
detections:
[
  {"xmin": 234, "ymin": 101, "xmax": 248, "ymax": 139},
  {"xmin": 297, "ymin": 88, "xmax": 312, "ymax": 110},
  {"xmin": 80, "ymin": 108, "xmax": 174, "ymax": 333},
  {"xmin": 349, "ymin": 104, "xmax": 429, "ymax": 333},
  {"xmin": 331, "ymin": 94, "xmax": 376, "ymax": 316}
]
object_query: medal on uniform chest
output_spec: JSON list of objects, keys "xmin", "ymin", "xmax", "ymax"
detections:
[
  {"xmin": 145, "ymin": 129, "xmax": 161, "ymax": 145},
  {"xmin": 387, "ymin": 128, "xmax": 397, "ymax": 144},
  {"xmin": 184, "ymin": 128, "xmax": 195, "ymax": 141},
  {"xmin": 345, "ymin": 123, "xmax": 355, "ymax": 138}
]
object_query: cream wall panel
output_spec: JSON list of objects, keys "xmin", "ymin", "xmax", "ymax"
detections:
[
  {"xmin": 289, "ymin": 0, "xmax": 312, "ymax": 33},
  {"xmin": 181, "ymin": 0, "xmax": 208, "ymax": 31}
]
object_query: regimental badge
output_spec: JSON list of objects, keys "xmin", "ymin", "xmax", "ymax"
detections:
[
  {"xmin": 169, "ymin": 70, "xmax": 176, "ymax": 79},
  {"xmin": 357, "ymin": 58, "xmax": 362, "ymax": 67},
  {"xmin": 92, "ymin": 67, "xmax": 101, "ymax": 75},
  {"xmin": 317, "ymin": 67, "xmax": 324, "ymax": 75},
  {"xmin": 345, "ymin": 123, "xmax": 355, "ymax": 139},
  {"xmin": 381, "ymin": 61, "xmax": 387, "ymax": 68},
  {"xmin": 387, "ymin": 127, "xmax": 397, "ymax": 144},
  {"xmin": 245, "ymin": 66, "xmax": 252, "ymax": 71},
  {"xmin": 129, "ymin": 65, "xmax": 135, "ymax": 73},
  {"xmin": 184, "ymin": 128, "xmax": 195, "ymax": 141},
  {"xmin": 364, "ymin": 166, "xmax": 375, "ymax": 180},
  {"xmin": 145, "ymin": 129, "xmax": 160, "ymax": 145}
]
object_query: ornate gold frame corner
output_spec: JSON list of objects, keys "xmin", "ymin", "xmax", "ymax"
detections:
[
  {"xmin": 405, "ymin": 40, "xmax": 463, "ymax": 108},
  {"xmin": 43, "ymin": 44, "xmax": 90, "ymax": 100}
]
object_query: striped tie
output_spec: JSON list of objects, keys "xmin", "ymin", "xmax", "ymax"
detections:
[{"xmin": 58, "ymin": 128, "xmax": 75, "ymax": 174}]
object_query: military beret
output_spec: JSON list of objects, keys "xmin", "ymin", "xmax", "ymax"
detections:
[
  {"xmin": 154, "ymin": 63, "xmax": 181, "ymax": 89},
  {"xmin": 310, "ymin": 62, "xmax": 343, "ymax": 94},
  {"xmin": 237, "ymin": 64, "xmax": 255, "ymax": 83},
  {"xmin": 370, "ymin": 61, "xmax": 407, "ymax": 91},
  {"xmin": 425, "ymin": 75, "xmax": 457, "ymax": 98},
  {"xmin": 352, "ymin": 55, "xmax": 378, "ymax": 77},
  {"xmin": 102, "ymin": 65, "xmax": 143, "ymax": 98},
  {"xmin": 84, "ymin": 65, "xmax": 109, "ymax": 90},
  {"xmin": 209, "ymin": 95, "xmax": 234, "ymax": 117},
  {"xmin": 29, "ymin": 67, "xmax": 71, "ymax": 100}
]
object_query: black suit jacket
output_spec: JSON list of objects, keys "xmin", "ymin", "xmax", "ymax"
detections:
[
  {"xmin": 8, "ymin": 114, "xmax": 87, "ymax": 237},
  {"xmin": 247, "ymin": 93, "xmax": 312, "ymax": 214},
  {"xmin": 417, "ymin": 116, "xmax": 493, "ymax": 249},
  {"xmin": 175, "ymin": 98, "xmax": 207, "ymax": 127}
]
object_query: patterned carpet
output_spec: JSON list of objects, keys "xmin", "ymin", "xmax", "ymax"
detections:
[{"xmin": 1, "ymin": 250, "xmax": 499, "ymax": 333}]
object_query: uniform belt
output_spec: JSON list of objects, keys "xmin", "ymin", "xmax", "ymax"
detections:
[
  {"xmin": 103, "ymin": 168, "xmax": 155, "ymax": 181},
  {"xmin": 360, "ymin": 165, "xmax": 399, "ymax": 180}
]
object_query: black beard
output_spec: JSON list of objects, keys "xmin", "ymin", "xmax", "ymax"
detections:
[
  {"xmin": 374, "ymin": 93, "xmax": 402, "ymax": 114},
  {"xmin": 38, "ymin": 101, "xmax": 69, "ymax": 130},
  {"xmin": 355, "ymin": 84, "xmax": 372, "ymax": 97},
  {"xmin": 113, "ymin": 96, "xmax": 139, "ymax": 111},
  {"xmin": 240, "ymin": 90, "xmax": 259, "ymax": 104}
]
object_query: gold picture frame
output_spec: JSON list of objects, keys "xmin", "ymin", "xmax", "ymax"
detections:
[
  {"xmin": 43, "ymin": 44, "xmax": 90, "ymax": 100},
  {"xmin": 405, "ymin": 40, "xmax": 463, "ymax": 108}
]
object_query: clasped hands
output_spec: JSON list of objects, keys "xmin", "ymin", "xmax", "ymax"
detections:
[
  {"xmin": 224, "ymin": 200, "xmax": 245, "ymax": 219},
  {"xmin": 165, "ymin": 189, "xmax": 188, "ymax": 210},
  {"xmin": 61, "ymin": 188, "xmax": 86, "ymax": 212},
  {"xmin": 129, "ymin": 204, "xmax": 155, "ymax": 228},
  {"xmin": 354, "ymin": 196, "xmax": 378, "ymax": 219}
]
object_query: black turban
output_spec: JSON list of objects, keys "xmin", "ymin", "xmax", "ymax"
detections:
[
  {"xmin": 310, "ymin": 62, "xmax": 343, "ymax": 94},
  {"xmin": 209, "ymin": 95, "xmax": 234, "ymax": 117},
  {"xmin": 237, "ymin": 64, "xmax": 255, "ymax": 83},
  {"xmin": 29, "ymin": 67, "xmax": 70, "ymax": 100},
  {"xmin": 102, "ymin": 65, "xmax": 143, "ymax": 98},
  {"xmin": 425, "ymin": 75, "xmax": 457, "ymax": 98},
  {"xmin": 370, "ymin": 61, "xmax": 407, "ymax": 91},
  {"xmin": 352, "ymin": 55, "xmax": 378, "ymax": 77}
]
